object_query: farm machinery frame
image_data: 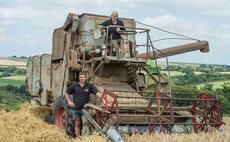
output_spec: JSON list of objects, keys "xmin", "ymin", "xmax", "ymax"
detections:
[{"xmin": 25, "ymin": 13, "xmax": 224, "ymax": 141}]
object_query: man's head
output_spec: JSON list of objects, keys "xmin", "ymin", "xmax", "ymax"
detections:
[
  {"xmin": 79, "ymin": 72, "xmax": 86, "ymax": 84},
  {"xmin": 111, "ymin": 10, "xmax": 118, "ymax": 24}
]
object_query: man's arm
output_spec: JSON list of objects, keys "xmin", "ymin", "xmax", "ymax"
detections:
[
  {"xmin": 64, "ymin": 92, "xmax": 75, "ymax": 108},
  {"xmin": 100, "ymin": 19, "xmax": 109, "ymax": 27},
  {"xmin": 90, "ymin": 83, "xmax": 102, "ymax": 98},
  {"xmin": 116, "ymin": 20, "xmax": 125, "ymax": 33},
  {"xmin": 65, "ymin": 85, "xmax": 76, "ymax": 108}
]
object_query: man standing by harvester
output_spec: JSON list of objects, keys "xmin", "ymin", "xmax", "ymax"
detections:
[{"xmin": 64, "ymin": 72, "xmax": 101, "ymax": 137}]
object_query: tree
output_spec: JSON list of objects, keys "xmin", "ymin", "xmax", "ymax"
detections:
[
  {"xmin": 222, "ymin": 82, "xmax": 230, "ymax": 94},
  {"xmin": 182, "ymin": 66, "xmax": 194, "ymax": 75},
  {"xmin": 202, "ymin": 84, "xmax": 213, "ymax": 92}
]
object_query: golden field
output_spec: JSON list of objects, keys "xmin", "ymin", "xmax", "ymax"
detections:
[
  {"xmin": 0, "ymin": 103, "xmax": 229, "ymax": 142},
  {"xmin": 0, "ymin": 58, "xmax": 26, "ymax": 67}
]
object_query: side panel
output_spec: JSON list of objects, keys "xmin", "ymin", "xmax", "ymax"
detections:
[
  {"xmin": 52, "ymin": 28, "xmax": 67, "ymax": 61},
  {"xmin": 51, "ymin": 62, "xmax": 63, "ymax": 99},
  {"xmin": 25, "ymin": 59, "xmax": 33, "ymax": 94},
  {"xmin": 40, "ymin": 54, "xmax": 51, "ymax": 105},
  {"xmin": 51, "ymin": 33, "xmax": 71, "ymax": 99},
  {"xmin": 32, "ymin": 56, "xmax": 41, "ymax": 96}
]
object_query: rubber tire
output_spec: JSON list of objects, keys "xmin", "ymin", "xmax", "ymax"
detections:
[
  {"xmin": 66, "ymin": 110, "xmax": 76, "ymax": 138},
  {"xmin": 52, "ymin": 96, "xmax": 76, "ymax": 137},
  {"xmin": 44, "ymin": 112, "xmax": 54, "ymax": 124}
]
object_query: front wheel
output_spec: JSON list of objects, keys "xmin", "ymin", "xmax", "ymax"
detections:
[
  {"xmin": 53, "ymin": 96, "xmax": 76, "ymax": 137},
  {"xmin": 52, "ymin": 96, "xmax": 68, "ymax": 129}
]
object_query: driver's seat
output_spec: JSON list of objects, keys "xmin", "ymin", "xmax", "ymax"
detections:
[{"xmin": 110, "ymin": 39, "xmax": 134, "ymax": 58}]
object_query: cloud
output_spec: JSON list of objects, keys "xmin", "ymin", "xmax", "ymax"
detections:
[
  {"xmin": 0, "ymin": 6, "xmax": 41, "ymax": 20},
  {"xmin": 0, "ymin": 6, "xmax": 65, "ymax": 27},
  {"xmin": 143, "ymin": 15, "xmax": 177, "ymax": 27},
  {"xmin": 165, "ymin": 0, "xmax": 229, "ymax": 10},
  {"xmin": 0, "ymin": 27, "xmax": 6, "ymax": 41},
  {"xmin": 142, "ymin": 14, "xmax": 210, "ymax": 38},
  {"xmin": 13, "ymin": 33, "xmax": 48, "ymax": 47},
  {"xmin": 213, "ymin": 32, "xmax": 230, "ymax": 49},
  {"xmin": 0, "ymin": 35, "xmax": 6, "ymax": 41},
  {"xmin": 204, "ymin": 10, "xmax": 230, "ymax": 17},
  {"xmin": 0, "ymin": 5, "xmax": 63, "ymax": 50}
]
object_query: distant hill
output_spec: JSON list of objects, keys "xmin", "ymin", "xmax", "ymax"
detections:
[
  {"xmin": 0, "ymin": 57, "xmax": 27, "ymax": 67},
  {"xmin": 158, "ymin": 61, "xmax": 230, "ymax": 69}
]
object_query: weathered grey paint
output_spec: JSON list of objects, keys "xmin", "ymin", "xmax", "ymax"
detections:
[
  {"xmin": 76, "ymin": 14, "xmax": 136, "ymax": 57},
  {"xmin": 40, "ymin": 54, "xmax": 51, "ymax": 105},
  {"xmin": 25, "ymin": 59, "xmax": 32, "ymax": 94},
  {"xmin": 52, "ymin": 28, "xmax": 67, "ymax": 61},
  {"xmin": 31, "ymin": 56, "xmax": 41, "ymax": 96}
]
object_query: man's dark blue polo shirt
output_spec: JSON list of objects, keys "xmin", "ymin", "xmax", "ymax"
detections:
[
  {"xmin": 101, "ymin": 18, "xmax": 125, "ymax": 40},
  {"xmin": 67, "ymin": 82, "xmax": 98, "ymax": 109}
]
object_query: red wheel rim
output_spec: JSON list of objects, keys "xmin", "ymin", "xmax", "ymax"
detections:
[
  {"xmin": 55, "ymin": 107, "xmax": 67, "ymax": 129},
  {"xmin": 192, "ymin": 93, "xmax": 222, "ymax": 133}
]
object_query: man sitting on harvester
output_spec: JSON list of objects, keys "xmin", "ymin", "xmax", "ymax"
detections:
[
  {"xmin": 100, "ymin": 10, "xmax": 125, "ymax": 40},
  {"xmin": 100, "ymin": 10, "xmax": 126, "ymax": 56}
]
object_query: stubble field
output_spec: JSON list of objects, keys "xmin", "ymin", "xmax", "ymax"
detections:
[{"xmin": 0, "ymin": 103, "xmax": 229, "ymax": 142}]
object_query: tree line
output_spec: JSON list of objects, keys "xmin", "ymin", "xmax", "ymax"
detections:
[
  {"xmin": 0, "ymin": 66, "xmax": 26, "ymax": 78},
  {"xmin": 164, "ymin": 64, "xmax": 230, "ymax": 73}
]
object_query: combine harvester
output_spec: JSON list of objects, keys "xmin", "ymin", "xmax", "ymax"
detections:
[{"xmin": 25, "ymin": 13, "xmax": 224, "ymax": 142}]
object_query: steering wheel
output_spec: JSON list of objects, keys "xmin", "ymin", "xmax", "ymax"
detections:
[{"xmin": 120, "ymin": 30, "xmax": 137, "ymax": 35}]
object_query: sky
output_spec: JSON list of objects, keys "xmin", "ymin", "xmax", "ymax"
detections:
[{"xmin": 0, "ymin": 0, "xmax": 230, "ymax": 65}]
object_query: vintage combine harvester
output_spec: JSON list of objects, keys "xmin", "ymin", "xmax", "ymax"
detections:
[{"xmin": 26, "ymin": 13, "xmax": 224, "ymax": 141}]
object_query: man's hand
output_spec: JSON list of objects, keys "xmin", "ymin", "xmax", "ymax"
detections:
[
  {"xmin": 96, "ymin": 91, "xmax": 107, "ymax": 105},
  {"xmin": 99, "ymin": 25, "xmax": 106, "ymax": 30},
  {"xmin": 65, "ymin": 92, "xmax": 75, "ymax": 108},
  {"xmin": 116, "ymin": 27, "xmax": 122, "ymax": 33},
  {"xmin": 68, "ymin": 101, "xmax": 75, "ymax": 108}
]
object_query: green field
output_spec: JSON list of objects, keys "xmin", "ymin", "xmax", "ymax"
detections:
[
  {"xmin": 0, "ymin": 75, "xmax": 28, "ymax": 111},
  {"xmin": 196, "ymin": 80, "xmax": 230, "ymax": 89},
  {"xmin": 0, "ymin": 75, "xmax": 25, "ymax": 87},
  {"xmin": 194, "ymin": 71, "xmax": 205, "ymax": 75},
  {"xmin": 161, "ymin": 71, "xmax": 184, "ymax": 77},
  {"xmin": 0, "ymin": 90, "xmax": 29, "ymax": 111},
  {"xmin": 161, "ymin": 71, "xmax": 206, "ymax": 77},
  {"xmin": 220, "ymin": 72, "xmax": 230, "ymax": 74},
  {"xmin": 2, "ymin": 75, "xmax": 25, "ymax": 80},
  {"xmin": 158, "ymin": 61, "xmax": 201, "ymax": 68}
]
